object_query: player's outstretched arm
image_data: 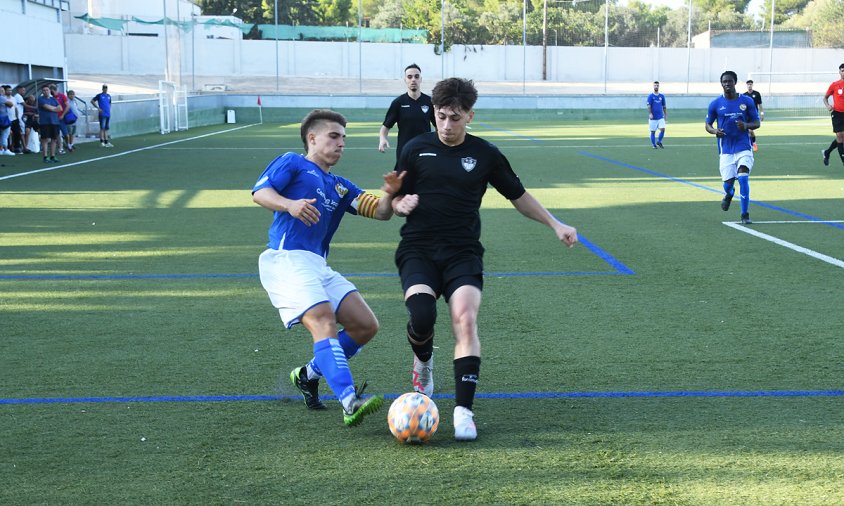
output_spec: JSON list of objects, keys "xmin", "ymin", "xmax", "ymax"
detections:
[
  {"xmin": 253, "ymin": 187, "xmax": 320, "ymax": 226},
  {"xmin": 510, "ymin": 192, "xmax": 578, "ymax": 248}
]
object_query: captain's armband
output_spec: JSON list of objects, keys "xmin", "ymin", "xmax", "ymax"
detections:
[{"xmin": 353, "ymin": 192, "xmax": 381, "ymax": 219}]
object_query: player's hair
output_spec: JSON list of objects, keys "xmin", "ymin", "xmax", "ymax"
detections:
[
  {"xmin": 839, "ymin": 63, "xmax": 844, "ymax": 70},
  {"xmin": 653, "ymin": 81, "xmax": 659, "ymax": 85},
  {"xmin": 300, "ymin": 109, "xmax": 347, "ymax": 153},
  {"xmin": 746, "ymin": 79, "xmax": 754, "ymax": 84},
  {"xmin": 405, "ymin": 63, "xmax": 421, "ymax": 73},
  {"xmin": 431, "ymin": 77, "xmax": 478, "ymax": 112},
  {"xmin": 720, "ymin": 70, "xmax": 738, "ymax": 83}
]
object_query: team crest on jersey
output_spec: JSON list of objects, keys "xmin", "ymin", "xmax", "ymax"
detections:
[
  {"xmin": 739, "ymin": 104, "xmax": 747, "ymax": 111},
  {"xmin": 461, "ymin": 157, "xmax": 477, "ymax": 172},
  {"xmin": 335, "ymin": 183, "xmax": 349, "ymax": 197},
  {"xmin": 421, "ymin": 105, "xmax": 429, "ymax": 113}
]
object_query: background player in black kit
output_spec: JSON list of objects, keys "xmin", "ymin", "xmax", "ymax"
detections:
[
  {"xmin": 378, "ymin": 63, "xmax": 436, "ymax": 164},
  {"xmin": 391, "ymin": 77, "xmax": 579, "ymax": 441},
  {"xmin": 744, "ymin": 80, "xmax": 764, "ymax": 151}
]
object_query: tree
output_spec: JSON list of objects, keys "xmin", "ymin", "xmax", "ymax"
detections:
[{"xmin": 785, "ymin": 0, "xmax": 844, "ymax": 48}]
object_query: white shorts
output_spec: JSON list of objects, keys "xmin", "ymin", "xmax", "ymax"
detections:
[
  {"xmin": 648, "ymin": 118, "xmax": 666, "ymax": 131},
  {"xmin": 718, "ymin": 151, "xmax": 754, "ymax": 181},
  {"xmin": 258, "ymin": 248, "xmax": 357, "ymax": 329}
]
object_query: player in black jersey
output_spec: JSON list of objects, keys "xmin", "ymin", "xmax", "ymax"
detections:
[
  {"xmin": 378, "ymin": 63, "xmax": 436, "ymax": 165},
  {"xmin": 391, "ymin": 77, "xmax": 579, "ymax": 441},
  {"xmin": 744, "ymin": 80, "xmax": 764, "ymax": 151}
]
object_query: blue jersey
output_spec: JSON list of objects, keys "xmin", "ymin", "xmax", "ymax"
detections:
[
  {"xmin": 647, "ymin": 93, "xmax": 666, "ymax": 120},
  {"xmin": 706, "ymin": 95, "xmax": 760, "ymax": 155},
  {"xmin": 252, "ymin": 152, "xmax": 364, "ymax": 257},
  {"xmin": 93, "ymin": 92, "xmax": 111, "ymax": 117},
  {"xmin": 37, "ymin": 95, "xmax": 60, "ymax": 125}
]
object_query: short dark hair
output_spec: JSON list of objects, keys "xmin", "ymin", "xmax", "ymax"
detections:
[
  {"xmin": 746, "ymin": 80, "xmax": 754, "ymax": 84},
  {"xmin": 720, "ymin": 70, "xmax": 738, "ymax": 83},
  {"xmin": 839, "ymin": 63, "xmax": 844, "ymax": 70},
  {"xmin": 405, "ymin": 63, "xmax": 421, "ymax": 73},
  {"xmin": 653, "ymin": 81, "xmax": 659, "ymax": 85},
  {"xmin": 431, "ymin": 77, "xmax": 478, "ymax": 112},
  {"xmin": 300, "ymin": 109, "xmax": 347, "ymax": 153}
]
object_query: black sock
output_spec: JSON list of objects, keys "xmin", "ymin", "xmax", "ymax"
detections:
[
  {"xmin": 837, "ymin": 142, "xmax": 844, "ymax": 163},
  {"xmin": 454, "ymin": 356, "xmax": 481, "ymax": 410},
  {"xmin": 826, "ymin": 140, "xmax": 838, "ymax": 156}
]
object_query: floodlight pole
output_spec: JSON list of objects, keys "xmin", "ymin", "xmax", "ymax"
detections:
[
  {"xmin": 685, "ymin": 0, "xmax": 692, "ymax": 93},
  {"xmin": 441, "ymin": 0, "xmax": 445, "ymax": 79},
  {"xmin": 275, "ymin": 0, "xmax": 279, "ymax": 91},
  {"xmin": 767, "ymin": 0, "xmax": 775, "ymax": 95},
  {"xmin": 163, "ymin": 0, "xmax": 171, "ymax": 82},
  {"xmin": 603, "ymin": 0, "xmax": 608, "ymax": 94},
  {"xmin": 522, "ymin": 0, "xmax": 527, "ymax": 94}
]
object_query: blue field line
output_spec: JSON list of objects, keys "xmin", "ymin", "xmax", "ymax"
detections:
[
  {"xmin": 580, "ymin": 151, "xmax": 844, "ymax": 230},
  {"xmin": 0, "ymin": 236, "xmax": 634, "ymax": 280},
  {"xmin": 3, "ymin": 389, "xmax": 843, "ymax": 405}
]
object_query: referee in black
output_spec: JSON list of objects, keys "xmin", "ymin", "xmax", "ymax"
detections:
[
  {"xmin": 390, "ymin": 77, "xmax": 579, "ymax": 441},
  {"xmin": 378, "ymin": 63, "xmax": 436, "ymax": 165}
]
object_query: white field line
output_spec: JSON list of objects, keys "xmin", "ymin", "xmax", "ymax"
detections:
[
  {"xmin": 722, "ymin": 221, "xmax": 844, "ymax": 269},
  {"xmin": 0, "ymin": 124, "xmax": 256, "ymax": 182},
  {"xmin": 742, "ymin": 220, "xmax": 844, "ymax": 224}
]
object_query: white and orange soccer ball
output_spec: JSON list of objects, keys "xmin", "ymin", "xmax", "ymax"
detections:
[{"xmin": 387, "ymin": 392, "xmax": 439, "ymax": 444}]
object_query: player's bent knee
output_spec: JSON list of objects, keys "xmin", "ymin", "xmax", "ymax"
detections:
[{"xmin": 406, "ymin": 293, "xmax": 437, "ymax": 342}]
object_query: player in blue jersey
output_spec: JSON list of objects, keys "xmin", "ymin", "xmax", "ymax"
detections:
[
  {"xmin": 252, "ymin": 109, "xmax": 417, "ymax": 427},
  {"xmin": 90, "ymin": 84, "xmax": 113, "ymax": 147},
  {"xmin": 647, "ymin": 81, "xmax": 667, "ymax": 148},
  {"xmin": 705, "ymin": 70, "xmax": 761, "ymax": 225}
]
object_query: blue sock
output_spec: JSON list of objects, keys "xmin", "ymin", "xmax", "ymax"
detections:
[
  {"xmin": 738, "ymin": 174, "xmax": 750, "ymax": 214},
  {"xmin": 312, "ymin": 338, "xmax": 356, "ymax": 406},
  {"xmin": 650, "ymin": 132, "xmax": 656, "ymax": 146},
  {"xmin": 723, "ymin": 180, "xmax": 735, "ymax": 198},
  {"xmin": 306, "ymin": 329, "xmax": 362, "ymax": 379},
  {"xmin": 658, "ymin": 131, "xmax": 664, "ymax": 143}
]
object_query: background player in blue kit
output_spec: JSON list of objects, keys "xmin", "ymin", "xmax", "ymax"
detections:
[
  {"xmin": 90, "ymin": 84, "xmax": 113, "ymax": 147},
  {"xmin": 647, "ymin": 81, "xmax": 667, "ymax": 148},
  {"xmin": 705, "ymin": 70, "xmax": 761, "ymax": 225},
  {"xmin": 378, "ymin": 63, "xmax": 436, "ymax": 164},
  {"xmin": 252, "ymin": 109, "xmax": 415, "ymax": 427}
]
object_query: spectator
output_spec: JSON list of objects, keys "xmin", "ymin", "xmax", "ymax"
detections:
[
  {"xmin": 12, "ymin": 85, "xmax": 25, "ymax": 153},
  {"xmin": 50, "ymin": 84, "xmax": 69, "ymax": 154},
  {"xmin": 64, "ymin": 90, "xmax": 80, "ymax": 152},
  {"xmin": 37, "ymin": 84, "xmax": 62, "ymax": 163},
  {"xmin": 0, "ymin": 87, "xmax": 13, "ymax": 156},
  {"xmin": 23, "ymin": 95, "xmax": 39, "ymax": 154}
]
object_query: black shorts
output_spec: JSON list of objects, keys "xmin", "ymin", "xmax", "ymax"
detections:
[
  {"xmin": 832, "ymin": 111, "xmax": 844, "ymax": 133},
  {"xmin": 39, "ymin": 124, "xmax": 59, "ymax": 140},
  {"xmin": 395, "ymin": 241, "xmax": 484, "ymax": 301}
]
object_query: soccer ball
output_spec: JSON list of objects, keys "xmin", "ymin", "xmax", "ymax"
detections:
[{"xmin": 387, "ymin": 392, "xmax": 439, "ymax": 444}]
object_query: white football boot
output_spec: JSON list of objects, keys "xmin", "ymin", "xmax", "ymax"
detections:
[
  {"xmin": 412, "ymin": 355, "xmax": 433, "ymax": 397},
  {"xmin": 453, "ymin": 406, "xmax": 477, "ymax": 441}
]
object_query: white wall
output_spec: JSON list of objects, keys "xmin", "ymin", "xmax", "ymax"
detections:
[
  {"xmin": 0, "ymin": 0, "xmax": 64, "ymax": 69},
  {"xmin": 64, "ymin": 32, "xmax": 844, "ymax": 87}
]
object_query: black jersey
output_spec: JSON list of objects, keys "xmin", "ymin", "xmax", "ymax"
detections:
[
  {"xmin": 382, "ymin": 93, "xmax": 436, "ymax": 160},
  {"xmin": 744, "ymin": 90, "xmax": 763, "ymax": 106},
  {"xmin": 396, "ymin": 132, "xmax": 526, "ymax": 244}
]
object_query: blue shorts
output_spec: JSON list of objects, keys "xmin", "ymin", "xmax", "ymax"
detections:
[{"xmin": 99, "ymin": 116, "xmax": 110, "ymax": 130}]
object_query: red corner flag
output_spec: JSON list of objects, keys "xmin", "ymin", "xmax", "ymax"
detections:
[{"xmin": 257, "ymin": 96, "xmax": 262, "ymax": 106}]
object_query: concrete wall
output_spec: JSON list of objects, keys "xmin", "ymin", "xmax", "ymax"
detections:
[
  {"xmin": 65, "ymin": 33, "xmax": 844, "ymax": 86},
  {"xmin": 0, "ymin": 0, "xmax": 65, "ymax": 83}
]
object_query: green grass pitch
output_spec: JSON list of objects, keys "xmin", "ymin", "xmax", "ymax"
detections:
[{"xmin": 1, "ymin": 111, "xmax": 843, "ymax": 504}]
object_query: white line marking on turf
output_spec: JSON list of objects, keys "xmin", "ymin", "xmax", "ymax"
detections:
[
  {"xmin": 722, "ymin": 221, "xmax": 844, "ymax": 269},
  {"xmin": 0, "ymin": 124, "xmax": 256, "ymax": 182}
]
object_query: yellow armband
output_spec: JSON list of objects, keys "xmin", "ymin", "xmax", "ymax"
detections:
[{"xmin": 354, "ymin": 192, "xmax": 381, "ymax": 219}]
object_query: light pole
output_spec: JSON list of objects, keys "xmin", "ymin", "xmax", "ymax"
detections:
[{"xmin": 191, "ymin": 12, "xmax": 196, "ymax": 91}]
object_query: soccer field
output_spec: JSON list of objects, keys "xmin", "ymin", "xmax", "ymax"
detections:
[{"xmin": 1, "ymin": 113, "xmax": 843, "ymax": 504}]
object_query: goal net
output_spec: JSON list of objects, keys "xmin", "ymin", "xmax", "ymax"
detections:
[{"xmin": 159, "ymin": 80, "xmax": 189, "ymax": 134}]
